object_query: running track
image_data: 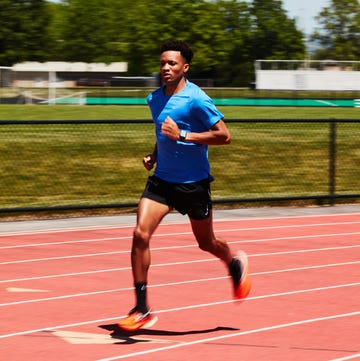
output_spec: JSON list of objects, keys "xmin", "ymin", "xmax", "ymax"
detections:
[{"xmin": 1, "ymin": 206, "xmax": 359, "ymax": 361}]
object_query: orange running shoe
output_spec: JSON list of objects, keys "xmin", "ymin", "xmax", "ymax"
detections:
[
  {"xmin": 230, "ymin": 250, "xmax": 251, "ymax": 300},
  {"xmin": 118, "ymin": 309, "xmax": 158, "ymax": 332}
]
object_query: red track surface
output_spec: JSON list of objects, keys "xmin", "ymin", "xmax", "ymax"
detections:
[{"xmin": 1, "ymin": 209, "xmax": 359, "ymax": 361}]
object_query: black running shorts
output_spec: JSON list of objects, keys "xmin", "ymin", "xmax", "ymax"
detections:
[{"xmin": 141, "ymin": 175, "xmax": 213, "ymax": 220}]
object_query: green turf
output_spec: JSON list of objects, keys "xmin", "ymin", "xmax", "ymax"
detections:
[
  {"xmin": 0, "ymin": 105, "xmax": 359, "ymax": 210},
  {"xmin": 0, "ymin": 104, "xmax": 359, "ymax": 120}
]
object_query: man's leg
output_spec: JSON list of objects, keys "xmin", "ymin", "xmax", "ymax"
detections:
[
  {"xmin": 189, "ymin": 210, "xmax": 251, "ymax": 300},
  {"xmin": 118, "ymin": 197, "xmax": 170, "ymax": 331},
  {"xmin": 189, "ymin": 211, "xmax": 233, "ymax": 264},
  {"xmin": 132, "ymin": 197, "xmax": 171, "ymax": 282}
]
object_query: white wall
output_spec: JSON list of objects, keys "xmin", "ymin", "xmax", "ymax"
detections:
[{"xmin": 256, "ymin": 70, "xmax": 360, "ymax": 91}]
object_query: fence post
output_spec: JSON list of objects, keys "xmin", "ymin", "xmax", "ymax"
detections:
[{"xmin": 329, "ymin": 120, "xmax": 337, "ymax": 205}]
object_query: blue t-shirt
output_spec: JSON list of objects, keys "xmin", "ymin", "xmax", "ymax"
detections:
[{"xmin": 147, "ymin": 80, "xmax": 224, "ymax": 183}]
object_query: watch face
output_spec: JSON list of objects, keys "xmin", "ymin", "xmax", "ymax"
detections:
[{"xmin": 180, "ymin": 130, "xmax": 187, "ymax": 141}]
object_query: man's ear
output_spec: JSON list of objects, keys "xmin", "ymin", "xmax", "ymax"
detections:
[{"xmin": 183, "ymin": 63, "xmax": 190, "ymax": 73}]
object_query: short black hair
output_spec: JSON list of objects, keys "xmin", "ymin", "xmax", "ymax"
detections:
[{"xmin": 160, "ymin": 40, "xmax": 194, "ymax": 64}]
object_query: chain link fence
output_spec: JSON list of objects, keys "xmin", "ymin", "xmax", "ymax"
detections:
[{"xmin": 0, "ymin": 119, "xmax": 359, "ymax": 214}]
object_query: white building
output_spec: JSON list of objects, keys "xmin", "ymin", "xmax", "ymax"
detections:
[
  {"xmin": 8, "ymin": 61, "xmax": 128, "ymax": 88},
  {"xmin": 255, "ymin": 60, "xmax": 360, "ymax": 91}
]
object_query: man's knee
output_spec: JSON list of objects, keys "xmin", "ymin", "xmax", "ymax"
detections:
[
  {"xmin": 132, "ymin": 227, "xmax": 150, "ymax": 250},
  {"xmin": 197, "ymin": 238, "xmax": 214, "ymax": 253}
]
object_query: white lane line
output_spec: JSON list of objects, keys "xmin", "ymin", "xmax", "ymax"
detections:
[
  {"xmin": 96, "ymin": 311, "xmax": 360, "ymax": 361},
  {"xmin": 1, "ymin": 261, "xmax": 359, "ymax": 307},
  {"xmin": 330, "ymin": 354, "xmax": 360, "ymax": 361},
  {"xmin": 6, "ymin": 287, "xmax": 49, "ymax": 293},
  {"xmin": 2, "ymin": 244, "xmax": 359, "ymax": 283},
  {"xmin": 1, "ymin": 220, "xmax": 359, "ymax": 249},
  {"xmin": 1, "ymin": 211, "xmax": 359, "ymax": 237},
  {"xmin": 1, "ymin": 282, "xmax": 359, "ymax": 339},
  {"xmin": 0, "ymin": 236, "xmax": 128, "ymax": 249},
  {"xmin": 0, "ymin": 249, "xmax": 131, "ymax": 265},
  {"xmin": 1, "ymin": 237, "xmax": 359, "ymax": 266},
  {"xmin": 0, "ymin": 224, "xmax": 134, "ymax": 237}
]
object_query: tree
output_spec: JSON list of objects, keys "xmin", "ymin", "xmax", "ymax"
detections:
[
  {"xmin": 1, "ymin": 0, "xmax": 308, "ymax": 85},
  {"xmin": 0, "ymin": 0, "xmax": 51, "ymax": 66},
  {"xmin": 190, "ymin": 0, "xmax": 245, "ymax": 82},
  {"xmin": 112, "ymin": 0, "xmax": 251, "ymax": 84},
  {"xmin": 213, "ymin": 0, "xmax": 253, "ymax": 85},
  {"xmin": 311, "ymin": 0, "xmax": 360, "ymax": 60},
  {"xmin": 45, "ymin": 1, "xmax": 67, "ymax": 60},
  {"xmin": 248, "ymin": 0, "xmax": 305, "ymax": 61},
  {"xmin": 59, "ymin": 0, "xmax": 121, "ymax": 62},
  {"xmin": 116, "ymin": 0, "xmax": 223, "ymax": 76},
  {"xmin": 52, "ymin": 0, "xmax": 306, "ymax": 84}
]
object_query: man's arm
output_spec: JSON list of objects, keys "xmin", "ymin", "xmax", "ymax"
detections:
[{"xmin": 161, "ymin": 116, "xmax": 231, "ymax": 145}]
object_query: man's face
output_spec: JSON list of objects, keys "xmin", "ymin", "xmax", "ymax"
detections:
[{"xmin": 160, "ymin": 50, "xmax": 189, "ymax": 85}]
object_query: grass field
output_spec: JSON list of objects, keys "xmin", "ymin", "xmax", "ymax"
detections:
[
  {"xmin": 0, "ymin": 105, "xmax": 359, "ymax": 213},
  {"xmin": 0, "ymin": 104, "xmax": 360, "ymax": 120}
]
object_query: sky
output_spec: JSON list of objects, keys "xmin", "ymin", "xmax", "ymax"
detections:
[{"xmin": 281, "ymin": 0, "xmax": 330, "ymax": 35}]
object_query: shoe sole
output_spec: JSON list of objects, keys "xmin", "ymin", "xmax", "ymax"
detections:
[
  {"xmin": 234, "ymin": 250, "xmax": 251, "ymax": 301},
  {"xmin": 142, "ymin": 315, "xmax": 158, "ymax": 329},
  {"xmin": 118, "ymin": 315, "xmax": 158, "ymax": 332}
]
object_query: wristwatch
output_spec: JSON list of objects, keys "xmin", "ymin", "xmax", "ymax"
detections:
[{"xmin": 179, "ymin": 129, "xmax": 188, "ymax": 141}]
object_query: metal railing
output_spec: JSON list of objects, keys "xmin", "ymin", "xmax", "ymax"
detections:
[{"xmin": 0, "ymin": 119, "xmax": 359, "ymax": 214}]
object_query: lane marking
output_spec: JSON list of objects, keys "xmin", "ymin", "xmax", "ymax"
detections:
[
  {"xmin": 1, "ymin": 231, "xmax": 360, "ymax": 266},
  {"xmin": 330, "ymin": 354, "xmax": 360, "ymax": 361},
  {"xmin": 96, "ymin": 311, "xmax": 360, "ymax": 361},
  {"xmin": 51, "ymin": 330, "xmax": 174, "ymax": 345},
  {"xmin": 0, "ymin": 236, "xmax": 126, "ymax": 250},
  {"xmin": 1, "ymin": 244, "xmax": 359, "ymax": 283},
  {"xmin": 0, "ymin": 224, "xmax": 134, "ymax": 237},
  {"xmin": 1, "ymin": 220, "xmax": 359, "ymax": 249},
  {"xmin": 6, "ymin": 287, "xmax": 49, "ymax": 293},
  {"xmin": 1, "ymin": 211, "xmax": 359, "ymax": 238},
  {"xmin": 1, "ymin": 282, "xmax": 359, "ymax": 339},
  {"xmin": 1, "ymin": 261, "xmax": 359, "ymax": 307},
  {"xmin": 53, "ymin": 330, "xmax": 122, "ymax": 345}
]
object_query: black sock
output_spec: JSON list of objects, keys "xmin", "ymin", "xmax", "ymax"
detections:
[{"xmin": 134, "ymin": 282, "xmax": 148, "ymax": 314}]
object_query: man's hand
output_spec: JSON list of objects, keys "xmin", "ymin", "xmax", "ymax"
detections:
[
  {"xmin": 161, "ymin": 116, "xmax": 180, "ymax": 141},
  {"xmin": 143, "ymin": 153, "xmax": 156, "ymax": 171}
]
